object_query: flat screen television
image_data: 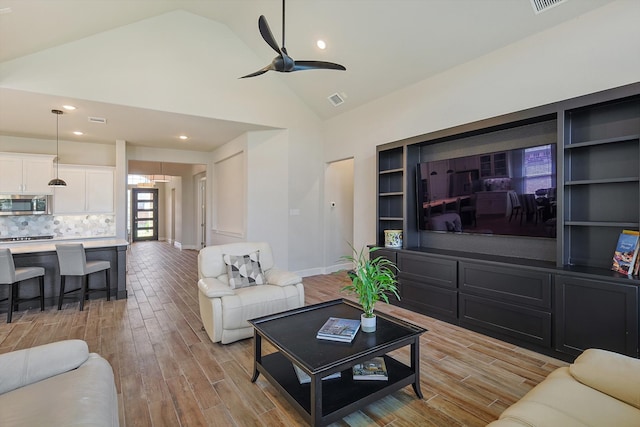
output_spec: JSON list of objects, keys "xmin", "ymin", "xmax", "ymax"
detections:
[{"xmin": 416, "ymin": 144, "xmax": 556, "ymax": 238}]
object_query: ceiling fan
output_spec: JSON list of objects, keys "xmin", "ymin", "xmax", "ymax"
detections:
[{"xmin": 240, "ymin": 0, "xmax": 346, "ymax": 78}]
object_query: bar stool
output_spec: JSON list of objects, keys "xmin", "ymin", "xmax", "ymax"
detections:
[
  {"xmin": 55, "ymin": 243, "xmax": 111, "ymax": 311},
  {"xmin": 0, "ymin": 248, "xmax": 45, "ymax": 323}
]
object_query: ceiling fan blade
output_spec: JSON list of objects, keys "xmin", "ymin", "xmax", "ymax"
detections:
[
  {"xmin": 239, "ymin": 64, "xmax": 273, "ymax": 79},
  {"xmin": 293, "ymin": 60, "xmax": 347, "ymax": 72},
  {"xmin": 258, "ymin": 15, "xmax": 282, "ymax": 55}
]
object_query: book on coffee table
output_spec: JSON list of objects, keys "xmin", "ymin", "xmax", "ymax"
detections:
[
  {"xmin": 316, "ymin": 317, "xmax": 361, "ymax": 342},
  {"xmin": 292, "ymin": 363, "xmax": 341, "ymax": 384},
  {"xmin": 352, "ymin": 357, "xmax": 388, "ymax": 381}
]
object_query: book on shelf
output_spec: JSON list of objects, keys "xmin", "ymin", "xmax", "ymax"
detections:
[
  {"xmin": 611, "ymin": 230, "xmax": 640, "ymax": 276},
  {"xmin": 352, "ymin": 357, "xmax": 388, "ymax": 381},
  {"xmin": 316, "ymin": 317, "xmax": 360, "ymax": 343},
  {"xmin": 292, "ymin": 363, "xmax": 341, "ymax": 384}
]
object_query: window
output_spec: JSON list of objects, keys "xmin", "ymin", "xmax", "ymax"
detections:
[
  {"xmin": 127, "ymin": 175, "xmax": 153, "ymax": 185},
  {"xmin": 523, "ymin": 145, "xmax": 554, "ymax": 194}
]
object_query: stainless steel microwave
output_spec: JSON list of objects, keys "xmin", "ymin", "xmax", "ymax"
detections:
[{"xmin": 0, "ymin": 195, "xmax": 51, "ymax": 216}]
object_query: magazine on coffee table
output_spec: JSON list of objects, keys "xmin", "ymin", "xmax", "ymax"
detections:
[
  {"xmin": 316, "ymin": 317, "xmax": 361, "ymax": 342},
  {"xmin": 292, "ymin": 363, "xmax": 341, "ymax": 384},
  {"xmin": 352, "ymin": 357, "xmax": 388, "ymax": 381}
]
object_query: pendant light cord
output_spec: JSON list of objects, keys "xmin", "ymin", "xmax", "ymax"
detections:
[{"xmin": 56, "ymin": 112, "xmax": 60, "ymax": 176}]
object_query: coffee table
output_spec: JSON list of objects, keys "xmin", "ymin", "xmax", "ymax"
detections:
[{"xmin": 248, "ymin": 299, "xmax": 426, "ymax": 426}]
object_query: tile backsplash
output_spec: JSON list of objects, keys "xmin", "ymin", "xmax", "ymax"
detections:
[{"xmin": 0, "ymin": 214, "xmax": 116, "ymax": 239}]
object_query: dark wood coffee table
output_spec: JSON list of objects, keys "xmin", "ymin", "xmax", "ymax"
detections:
[{"xmin": 248, "ymin": 299, "xmax": 426, "ymax": 426}]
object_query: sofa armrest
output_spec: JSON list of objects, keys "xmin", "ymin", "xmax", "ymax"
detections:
[
  {"xmin": 265, "ymin": 268, "xmax": 302, "ymax": 287},
  {"xmin": 569, "ymin": 348, "xmax": 640, "ymax": 409},
  {"xmin": 0, "ymin": 339, "xmax": 89, "ymax": 395},
  {"xmin": 198, "ymin": 277, "xmax": 235, "ymax": 298}
]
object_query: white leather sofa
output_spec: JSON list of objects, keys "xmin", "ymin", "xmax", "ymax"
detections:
[
  {"xmin": 488, "ymin": 348, "xmax": 640, "ymax": 426},
  {"xmin": 197, "ymin": 242, "xmax": 304, "ymax": 344},
  {"xmin": 0, "ymin": 339, "xmax": 119, "ymax": 426}
]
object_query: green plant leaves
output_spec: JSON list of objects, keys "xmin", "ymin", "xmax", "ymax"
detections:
[{"xmin": 340, "ymin": 245, "xmax": 400, "ymax": 317}]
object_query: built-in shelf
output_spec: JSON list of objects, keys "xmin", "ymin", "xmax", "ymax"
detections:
[
  {"xmin": 564, "ymin": 221, "xmax": 640, "ymax": 228},
  {"xmin": 377, "ymin": 146, "xmax": 405, "ymax": 246},
  {"xmin": 565, "ymin": 177, "xmax": 639, "ymax": 186},
  {"xmin": 565, "ymin": 134, "xmax": 640, "ymax": 149},
  {"xmin": 563, "ymin": 95, "xmax": 640, "ymax": 269},
  {"xmin": 379, "ymin": 168, "xmax": 404, "ymax": 175}
]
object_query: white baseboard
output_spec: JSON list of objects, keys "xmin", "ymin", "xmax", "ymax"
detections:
[
  {"xmin": 295, "ymin": 262, "xmax": 352, "ymax": 278},
  {"xmin": 180, "ymin": 244, "xmax": 200, "ymax": 250}
]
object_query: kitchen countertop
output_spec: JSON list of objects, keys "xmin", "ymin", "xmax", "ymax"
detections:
[{"xmin": 0, "ymin": 238, "xmax": 129, "ymax": 254}]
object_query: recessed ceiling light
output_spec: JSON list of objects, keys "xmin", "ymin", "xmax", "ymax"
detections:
[
  {"xmin": 63, "ymin": 105, "xmax": 76, "ymax": 110},
  {"xmin": 179, "ymin": 135, "xmax": 188, "ymax": 140},
  {"xmin": 73, "ymin": 131, "xmax": 83, "ymax": 136},
  {"xmin": 316, "ymin": 40, "xmax": 326, "ymax": 50}
]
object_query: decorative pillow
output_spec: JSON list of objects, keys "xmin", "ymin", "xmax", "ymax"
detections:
[{"xmin": 222, "ymin": 251, "xmax": 265, "ymax": 289}]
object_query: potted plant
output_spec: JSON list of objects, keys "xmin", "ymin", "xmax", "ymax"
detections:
[{"xmin": 340, "ymin": 245, "xmax": 400, "ymax": 332}]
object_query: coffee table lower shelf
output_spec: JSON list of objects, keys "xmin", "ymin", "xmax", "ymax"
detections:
[{"xmin": 258, "ymin": 351, "xmax": 416, "ymax": 426}]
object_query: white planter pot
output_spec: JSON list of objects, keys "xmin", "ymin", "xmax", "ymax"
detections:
[{"xmin": 361, "ymin": 313, "xmax": 376, "ymax": 333}]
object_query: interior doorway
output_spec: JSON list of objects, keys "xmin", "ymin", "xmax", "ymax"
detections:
[
  {"xmin": 132, "ymin": 188, "xmax": 159, "ymax": 242},
  {"xmin": 324, "ymin": 158, "xmax": 355, "ymax": 272},
  {"xmin": 197, "ymin": 176, "xmax": 206, "ymax": 248}
]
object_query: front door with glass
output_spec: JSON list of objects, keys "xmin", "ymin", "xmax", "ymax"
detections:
[{"xmin": 132, "ymin": 188, "xmax": 159, "ymax": 241}]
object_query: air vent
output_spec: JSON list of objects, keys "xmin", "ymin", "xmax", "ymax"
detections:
[
  {"xmin": 328, "ymin": 93, "xmax": 345, "ymax": 107},
  {"xmin": 530, "ymin": 0, "xmax": 568, "ymax": 14},
  {"xmin": 88, "ymin": 116, "xmax": 107, "ymax": 124}
]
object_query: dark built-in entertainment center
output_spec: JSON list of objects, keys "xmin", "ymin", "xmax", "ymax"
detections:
[{"xmin": 376, "ymin": 83, "xmax": 640, "ymax": 362}]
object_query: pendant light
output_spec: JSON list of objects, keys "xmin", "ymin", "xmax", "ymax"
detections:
[
  {"xmin": 151, "ymin": 162, "xmax": 170, "ymax": 183},
  {"xmin": 48, "ymin": 109, "xmax": 67, "ymax": 187}
]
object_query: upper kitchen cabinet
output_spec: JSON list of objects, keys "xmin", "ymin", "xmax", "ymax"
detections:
[
  {"xmin": 54, "ymin": 165, "xmax": 115, "ymax": 214},
  {"xmin": 0, "ymin": 153, "xmax": 55, "ymax": 195},
  {"xmin": 479, "ymin": 152, "xmax": 508, "ymax": 178}
]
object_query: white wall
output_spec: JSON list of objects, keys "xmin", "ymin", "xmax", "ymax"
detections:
[
  {"xmin": 323, "ymin": 0, "xmax": 640, "ymax": 251},
  {"xmin": 0, "ymin": 135, "xmax": 115, "ymax": 166}
]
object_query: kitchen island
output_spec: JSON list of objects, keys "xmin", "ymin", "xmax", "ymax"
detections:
[{"xmin": 0, "ymin": 238, "xmax": 128, "ymax": 310}]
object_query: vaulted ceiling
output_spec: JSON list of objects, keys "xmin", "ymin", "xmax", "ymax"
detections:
[{"xmin": 0, "ymin": 0, "xmax": 617, "ymax": 151}]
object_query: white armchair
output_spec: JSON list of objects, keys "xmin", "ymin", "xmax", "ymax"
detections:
[{"xmin": 197, "ymin": 242, "xmax": 304, "ymax": 344}]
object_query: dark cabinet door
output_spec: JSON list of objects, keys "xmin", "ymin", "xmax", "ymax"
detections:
[{"xmin": 555, "ymin": 275, "xmax": 639, "ymax": 358}]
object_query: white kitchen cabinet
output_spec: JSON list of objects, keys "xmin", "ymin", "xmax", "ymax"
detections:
[
  {"xmin": 0, "ymin": 153, "xmax": 55, "ymax": 194},
  {"xmin": 451, "ymin": 155, "xmax": 480, "ymax": 172},
  {"xmin": 53, "ymin": 165, "xmax": 114, "ymax": 214}
]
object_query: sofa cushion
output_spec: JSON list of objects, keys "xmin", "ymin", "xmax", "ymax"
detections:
[
  {"xmin": 0, "ymin": 339, "xmax": 89, "ymax": 395},
  {"xmin": 570, "ymin": 348, "xmax": 640, "ymax": 410},
  {"xmin": 264, "ymin": 268, "xmax": 302, "ymax": 287},
  {"xmin": 494, "ymin": 367, "xmax": 640, "ymax": 427},
  {"xmin": 223, "ymin": 251, "xmax": 265, "ymax": 289},
  {"xmin": 0, "ymin": 353, "xmax": 118, "ymax": 427},
  {"xmin": 221, "ymin": 284, "xmax": 301, "ymax": 330}
]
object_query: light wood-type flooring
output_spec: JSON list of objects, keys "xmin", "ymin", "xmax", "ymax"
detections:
[{"xmin": 0, "ymin": 241, "xmax": 567, "ymax": 426}]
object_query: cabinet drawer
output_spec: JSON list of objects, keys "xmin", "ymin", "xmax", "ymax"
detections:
[
  {"xmin": 398, "ymin": 252, "xmax": 456, "ymax": 290},
  {"xmin": 459, "ymin": 262, "xmax": 551, "ymax": 309},
  {"xmin": 459, "ymin": 293, "xmax": 551, "ymax": 348},
  {"xmin": 398, "ymin": 277, "xmax": 457, "ymax": 322}
]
